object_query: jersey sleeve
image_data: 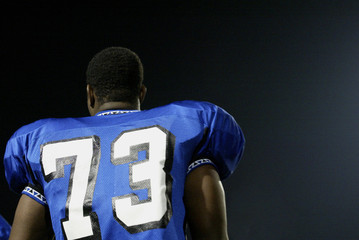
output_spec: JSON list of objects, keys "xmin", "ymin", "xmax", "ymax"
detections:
[
  {"xmin": 192, "ymin": 103, "xmax": 245, "ymax": 180},
  {"xmin": 0, "ymin": 215, "xmax": 11, "ymax": 240},
  {"xmin": 4, "ymin": 122, "xmax": 48, "ymax": 206},
  {"xmin": 4, "ymin": 132, "xmax": 40, "ymax": 196}
]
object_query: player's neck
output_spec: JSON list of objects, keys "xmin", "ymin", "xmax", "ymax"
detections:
[{"xmin": 97, "ymin": 101, "xmax": 140, "ymax": 113}]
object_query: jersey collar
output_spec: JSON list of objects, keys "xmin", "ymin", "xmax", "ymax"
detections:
[{"xmin": 96, "ymin": 110, "xmax": 140, "ymax": 116}]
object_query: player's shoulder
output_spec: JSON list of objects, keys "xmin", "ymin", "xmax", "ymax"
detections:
[
  {"xmin": 9, "ymin": 117, "xmax": 83, "ymax": 140},
  {"xmin": 168, "ymin": 100, "xmax": 217, "ymax": 109},
  {"xmin": 10, "ymin": 118, "xmax": 50, "ymax": 139},
  {"xmin": 160, "ymin": 100, "xmax": 221, "ymax": 113},
  {"xmin": 160, "ymin": 100, "xmax": 232, "ymax": 121}
]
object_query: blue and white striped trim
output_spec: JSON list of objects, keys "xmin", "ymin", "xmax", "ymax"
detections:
[
  {"xmin": 187, "ymin": 158, "xmax": 217, "ymax": 175},
  {"xmin": 22, "ymin": 186, "xmax": 47, "ymax": 206},
  {"xmin": 96, "ymin": 110, "xmax": 140, "ymax": 116}
]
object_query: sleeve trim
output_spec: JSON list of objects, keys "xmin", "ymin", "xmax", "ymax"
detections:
[
  {"xmin": 187, "ymin": 158, "xmax": 217, "ymax": 175},
  {"xmin": 22, "ymin": 186, "xmax": 47, "ymax": 206}
]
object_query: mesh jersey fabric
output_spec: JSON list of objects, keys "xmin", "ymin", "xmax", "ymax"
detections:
[{"xmin": 4, "ymin": 100, "xmax": 245, "ymax": 240}]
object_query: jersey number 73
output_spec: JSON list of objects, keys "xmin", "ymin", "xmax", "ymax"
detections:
[{"xmin": 40, "ymin": 125, "xmax": 175, "ymax": 240}]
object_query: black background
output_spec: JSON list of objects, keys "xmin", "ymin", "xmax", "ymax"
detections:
[{"xmin": 2, "ymin": 1, "xmax": 359, "ymax": 239}]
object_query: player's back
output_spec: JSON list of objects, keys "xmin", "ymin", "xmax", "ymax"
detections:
[{"xmin": 5, "ymin": 100, "xmax": 245, "ymax": 240}]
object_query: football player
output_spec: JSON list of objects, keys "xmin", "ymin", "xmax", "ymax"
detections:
[{"xmin": 4, "ymin": 47, "xmax": 245, "ymax": 240}]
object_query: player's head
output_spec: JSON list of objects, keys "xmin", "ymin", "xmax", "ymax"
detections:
[{"xmin": 86, "ymin": 47, "xmax": 146, "ymax": 115}]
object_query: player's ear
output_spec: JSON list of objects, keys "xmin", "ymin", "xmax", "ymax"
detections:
[
  {"xmin": 139, "ymin": 84, "xmax": 147, "ymax": 103},
  {"xmin": 87, "ymin": 84, "xmax": 96, "ymax": 115}
]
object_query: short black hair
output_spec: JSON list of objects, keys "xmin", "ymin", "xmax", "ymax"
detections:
[{"xmin": 86, "ymin": 47, "xmax": 144, "ymax": 104}]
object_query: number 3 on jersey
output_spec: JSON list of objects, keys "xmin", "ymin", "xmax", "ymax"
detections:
[{"xmin": 41, "ymin": 126, "xmax": 175, "ymax": 239}]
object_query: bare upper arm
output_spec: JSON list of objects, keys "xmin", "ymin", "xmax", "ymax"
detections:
[
  {"xmin": 9, "ymin": 194, "xmax": 53, "ymax": 240},
  {"xmin": 184, "ymin": 164, "xmax": 229, "ymax": 240}
]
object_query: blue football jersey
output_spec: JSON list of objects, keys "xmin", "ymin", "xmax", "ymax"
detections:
[
  {"xmin": 0, "ymin": 214, "xmax": 11, "ymax": 240},
  {"xmin": 4, "ymin": 101, "xmax": 245, "ymax": 240}
]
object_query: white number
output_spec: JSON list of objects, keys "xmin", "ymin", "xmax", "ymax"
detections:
[
  {"xmin": 41, "ymin": 136, "xmax": 101, "ymax": 240},
  {"xmin": 111, "ymin": 126, "xmax": 173, "ymax": 233},
  {"xmin": 40, "ymin": 126, "xmax": 174, "ymax": 239}
]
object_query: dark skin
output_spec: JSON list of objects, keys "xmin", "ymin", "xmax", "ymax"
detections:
[
  {"xmin": 184, "ymin": 164, "xmax": 229, "ymax": 240},
  {"xmin": 9, "ymin": 195, "xmax": 53, "ymax": 240},
  {"xmin": 86, "ymin": 84, "xmax": 147, "ymax": 115},
  {"xmin": 9, "ymin": 84, "xmax": 229, "ymax": 240}
]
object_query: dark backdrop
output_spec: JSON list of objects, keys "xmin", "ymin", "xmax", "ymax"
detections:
[{"xmin": 2, "ymin": 1, "xmax": 359, "ymax": 239}]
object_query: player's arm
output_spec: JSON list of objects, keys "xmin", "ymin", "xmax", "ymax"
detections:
[
  {"xmin": 9, "ymin": 194, "xmax": 53, "ymax": 240},
  {"xmin": 184, "ymin": 164, "xmax": 229, "ymax": 240}
]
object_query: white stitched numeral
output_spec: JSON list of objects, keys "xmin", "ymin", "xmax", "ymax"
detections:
[
  {"xmin": 111, "ymin": 126, "xmax": 173, "ymax": 233},
  {"xmin": 41, "ymin": 136, "xmax": 101, "ymax": 240}
]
